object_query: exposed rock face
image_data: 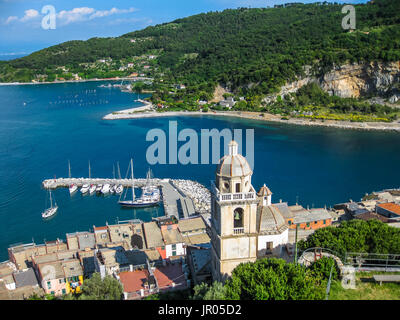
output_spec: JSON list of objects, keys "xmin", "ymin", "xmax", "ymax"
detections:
[
  {"xmin": 264, "ymin": 61, "xmax": 400, "ymax": 103},
  {"xmin": 320, "ymin": 61, "xmax": 400, "ymax": 98}
]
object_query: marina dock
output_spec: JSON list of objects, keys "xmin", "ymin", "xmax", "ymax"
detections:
[
  {"xmin": 42, "ymin": 177, "xmax": 208, "ymax": 219},
  {"xmin": 42, "ymin": 177, "xmax": 166, "ymax": 189}
]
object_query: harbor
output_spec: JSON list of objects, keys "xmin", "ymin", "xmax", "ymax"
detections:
[{"xmin": 42, "ymin": 177, "xmax": 211, "ymax": 221}]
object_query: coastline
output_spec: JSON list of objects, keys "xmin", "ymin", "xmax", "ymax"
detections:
[
  {"xmin": 103, "ymin": 107, "xmax": 400, "ymax": 132},
  {"xmin": 0, "ymin": 77, "xmax": 151, "ymax": 86}
]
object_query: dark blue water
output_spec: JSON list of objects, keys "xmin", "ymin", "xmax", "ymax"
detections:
[{"xmin": 0, "ymin": 81, "xmax": 400, "ymax": 261}]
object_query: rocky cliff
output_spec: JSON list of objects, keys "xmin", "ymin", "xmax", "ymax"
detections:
[{"xmin": 266, "ymin": 61, "xmax": 400, "ymax": 104}]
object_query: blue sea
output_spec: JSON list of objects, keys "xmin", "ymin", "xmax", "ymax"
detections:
[{"xmin": 0, "ymin": 81, "xmax": 399, "ymax": 261}]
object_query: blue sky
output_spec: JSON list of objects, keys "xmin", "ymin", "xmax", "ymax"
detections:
[{"xmin": 0, "ymin": 0, "xmax": 367, "ymax": 56}]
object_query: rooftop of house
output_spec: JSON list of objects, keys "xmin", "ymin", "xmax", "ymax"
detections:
[
  {"xmin": 161, "ymin": 228, "xmax": 184, "ymax": 245},
  {"xmin": 292, "ymin": 207, "xmax": 332, "ymax": 224},
  {"xmin": 377, "ymin": 202, "xmax": 400, "ymax": 215},
  {"xmin": 182, "ymin": 233, "xmax": 211, "ymax": 246},
  {"xmin": 37, "ymin": 261, "xmax": 64, "ymax": 280},
  {"xmin": 0, "ymin": 262, "xmax": 15, "ymax": 278},
  {"xmin": 189, "ymin": 248, "xmax": 211, "ymax": 274},
  {"xmin": 32, "ymin": 250, "xmax": 77, "ymax": 265},
  {"xmin": 273, "ymin": 202, "xmax": 294, "ymax": 220},
  {"xmin": 354, "ymin": 211, "xmax": 390, "ymax": 223},
  {"xmin": 143, "ymin": 222, "xmax": 164, "ymax": 248},
  {"xmin": 153, "ymin": 264, "xmax": 187, "ymax": 291},
  {"xmin": 0, "ymin": 273, "xmax": 15, "ymax": 285},
  {"xmin": 13, "ymin": 268, "xmax": 39, "ymax": 288},
  {"xmin": 144, "ymin": 249, "xmax": 162, "ymax": 262},
  {"xmin": 108, "ymin": 223, "xmax": 135, "ymax": 242},
  {"xmin": 178, "ymin": 217, "xmax": 206, "ymax": 233},
  {"xmin": 119, "ymin": 269, "xmax": 151, "ymax": 293},
  {"xmin": 61, "ymin": 259, "xmax": 83, "ymax": 278},
  {"xmin": 73, "ymin": 232, "xmax": 96, "ymax": 250},
  {"xmin": 94, "ymin": 226, "xmax": 108, "ymax": 232}
]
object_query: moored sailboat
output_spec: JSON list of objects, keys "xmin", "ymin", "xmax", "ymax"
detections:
[
  {"xmin": 42, "ymin": 190, "xmax": 58, "ymax": 219},
  {"xmin": 118, "ymin": 159, "xmax": 159, "ymax": 208}
]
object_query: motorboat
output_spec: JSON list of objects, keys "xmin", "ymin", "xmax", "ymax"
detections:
[
  {"xmin": 69, "ymin": 184, "xmax": 78, "ymax": 194},
  {"xmin": 81, "ymin": 184, "xmax": 90, "ymax": 194},
  {"xmin": 115, "ymin": 185, "xmax": 124, "ymax": 194},
  {"xmin": 89, "ymin": 184, "xmax": 96, "ymax": 194},
  {"xmin": 96, "ymin": 185, "xmax": 103, "ymax": 193},
  {"xmin": 101, "ymin": 184, "xmax": 111, "ymax": 194}
]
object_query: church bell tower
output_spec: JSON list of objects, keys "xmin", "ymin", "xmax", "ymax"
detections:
[{"xmin": 210, "ymin": 140, "xmax": 259, "ymax": 282}]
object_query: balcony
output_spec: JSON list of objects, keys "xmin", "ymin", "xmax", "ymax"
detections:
[
  {"xmin": 233, "ymin": 227, "xmax": 244, "ymax": 235},
  {"xmin": 211, "ymin": 181, "xmax": 256, "ymax": 203}
]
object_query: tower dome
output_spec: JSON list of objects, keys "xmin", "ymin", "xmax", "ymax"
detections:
[
  {"xmin": 216, "ymin": 141, "xmax": 252, "ymax": 178},
  {"xmin": 257, "ymin": 184, "xmax": 272, "ymax": 197}
]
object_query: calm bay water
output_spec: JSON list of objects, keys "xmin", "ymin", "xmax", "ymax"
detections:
[{"xmin": 0, "ymin": 81, "xmax": 399, "ymax": 261}]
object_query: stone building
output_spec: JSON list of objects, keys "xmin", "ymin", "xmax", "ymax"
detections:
[{"xmin": 210, "ymin": 141, "xmax": 289, "ymax": 282}]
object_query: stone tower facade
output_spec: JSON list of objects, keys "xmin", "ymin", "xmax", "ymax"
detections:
[{"xmin": 210, "ymin": 140, "xmax": 259, "ymax": 282}]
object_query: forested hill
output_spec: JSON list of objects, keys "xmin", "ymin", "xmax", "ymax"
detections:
[{"xmin": 0, "ymin": 0, "xmax": 399, "ymax": 96}]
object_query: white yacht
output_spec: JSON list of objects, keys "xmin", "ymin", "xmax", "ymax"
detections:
[
  {"xmin": 81, "ymin": 184, "xmax": 90, "ymax": 194},
  {"xmin": 89, "ymin": 184, "xmax": 96, "ymax": 194},
  {"xmin": 69, "ymin": 184, "xmax": 78, "ymax": 194},
  {"xmin": 96, "ymin": 184, "xmax": 103, "ymax": 194},
  {"xmin": 42, "ymin": 190, "xmax": 58, "ymax": 219},
  {"xmin": 101, "ymin": 184, "xmax": 111, "ymax": 194},
  {"xmin": 115, "ymin": 185, "xmax": 124, "ymax": 194}
]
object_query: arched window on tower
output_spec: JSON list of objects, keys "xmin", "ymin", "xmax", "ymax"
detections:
[{"xmin": 233, "ymin": 208, "xmax": 244, "ymax": 234}]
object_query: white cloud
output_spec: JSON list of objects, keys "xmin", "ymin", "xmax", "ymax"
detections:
[
  {"xmin": 57, "ymin": 7, "xmax": 138, "ymax": 26},
  {"xmin": 4, "ymin": 15, "xmax": 18, "ymax": 24},
  {"xmin": 20, "ymin": 9, "xmax": 39, "ymax": 22},
  {"xmin": 57, "ymin": 7, "xmax": 95, "ymax": 25},
  {"xmin": 89, "ymin": 7, "xmax": 137, "ymax": 20},
  {"xmin": 2, "ymin": 6, "xmax": 138, "ymax": 27}
]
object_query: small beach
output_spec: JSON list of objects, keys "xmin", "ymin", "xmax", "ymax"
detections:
[{"xmin": 103, "ymin": 107, "xmax": 400, "ymax": 132}]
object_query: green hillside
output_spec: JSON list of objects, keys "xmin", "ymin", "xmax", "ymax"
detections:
[{"xmin": 0, "ymin": 0, "xmax": 399, "ymax": 120}]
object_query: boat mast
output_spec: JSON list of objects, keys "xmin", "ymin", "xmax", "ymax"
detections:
[
  {"xmin": 89, "ymin": 160, "xmax": 91, "ymax": 179},
  {"xmin": 113, "ymin": 164, "xmax": 116, "ymax": 179},
  {"xmin": 131, "ymin": 158, "xmax": 135, "ymax": 201},
  {"xmin": 49, "ymin": 190, "xmax": 53, "ymax": 208},
  {"xmin": 68, "ymin": 160, "xmax": 71, "ymax": 178},
  {"xmin": 117, "ymin": 162, "xmax": 121, "ymax": 179}
]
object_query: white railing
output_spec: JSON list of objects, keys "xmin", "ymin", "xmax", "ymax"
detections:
[
  {"xmin": 233, "ymin": 227, "xmax": 244, "ymax": 235},
  {"xmin": 211, "ymin": 181, "xmax": 256, "ymax": 202}
]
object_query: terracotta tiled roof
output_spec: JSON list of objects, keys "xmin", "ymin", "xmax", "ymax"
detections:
[
  {"xmin": 119, "ymin": 270, "xmax": 150, "ymax": 293},
  {"xmin": 377, "ymin": 203, "xmax": 400, "ymax": 215},
  {"xmin": 153, "ymin": 264, "xmax": 187, "ymax": 290}
]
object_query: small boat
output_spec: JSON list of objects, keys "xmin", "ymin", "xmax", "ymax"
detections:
[
  {"xmin": 96, "ymin": 185, "xmax": 103, "ymax": 194},
  {"xmin": 101, "ymin": 184, "xmax": 111, "ymax": 194},
  {"xmin": 115, "ymin": 185, "xmax": 123, "ymax": 194},
  {"xmin": 42, "ymin": 190, "xmax": 58, "ymax": 219},
  {"xmin": 109, "ymin": 185, "xmax": 115, "ymax": 194},
  {"xmin": 89, "ymin": 184, "xmax": 96, "ymax": 194},
  {"xmin": 67, "ymin": 161, "xmax": 77, "ymax": 194},
  {"xmin": 81, "ymin": 184, "xmax": 90, "ymax": 194},
  {"xmin": 69, "ymin": 184, "xmax": 78, "ymax": 194}
]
